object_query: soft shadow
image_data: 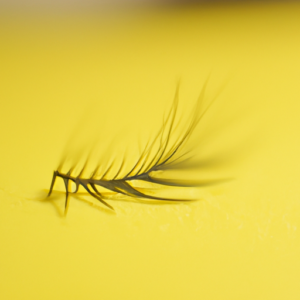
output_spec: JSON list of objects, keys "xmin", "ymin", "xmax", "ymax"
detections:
[
  {"xmin": 31, "ymin": 190, "xmax": 115, "ymax": 217},
  {"xmin": 38, "ymin": 188, "xmax": 201, "ymax": 216}
]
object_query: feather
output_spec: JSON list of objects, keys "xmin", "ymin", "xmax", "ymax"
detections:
[{"xmin": 48, "ymin": 80, "xmax": 227, "ymax": 214}]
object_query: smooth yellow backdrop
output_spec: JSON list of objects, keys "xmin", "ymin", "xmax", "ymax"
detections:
[{"xmin": 1, "ymin": 3, "xmax": 300, "ymax": 300}]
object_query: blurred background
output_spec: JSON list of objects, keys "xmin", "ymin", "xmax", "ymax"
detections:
[
  {"xmin": 0, "ymin": 0, "xmax": 298, "ymax": 11},
  {"xmin": 1, "ymin": 0, "xmax": 300, "ymax": 300}
]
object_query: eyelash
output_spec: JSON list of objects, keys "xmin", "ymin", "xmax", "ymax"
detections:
[{"xmin": 47, "ymin": 80, "xmax": 215, "ymax": 214}]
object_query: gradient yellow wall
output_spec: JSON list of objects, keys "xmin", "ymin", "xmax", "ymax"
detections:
[{"xmin": 1, "ymin": 3, "xmax": 300, "ymax": 299}]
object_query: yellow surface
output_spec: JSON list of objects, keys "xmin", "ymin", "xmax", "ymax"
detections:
[{"xmin": 1, "ymin": 3, "xmax": 300, "ymax": 299}]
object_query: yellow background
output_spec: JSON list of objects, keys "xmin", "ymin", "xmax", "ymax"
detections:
[{"xmin": 1, "ymin": 2, "xmax": 300, "ymax": 299}]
